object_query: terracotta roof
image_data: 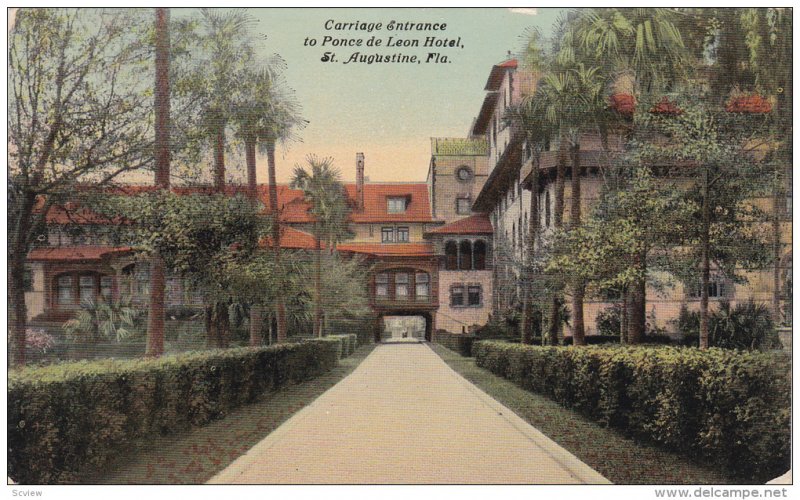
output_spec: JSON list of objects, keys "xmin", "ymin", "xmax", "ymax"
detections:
[
  {"xmin": 484, "ymin": 58, "xmax": 517, "ymax": 91},
  {"xmin": 43, "ymin": 182, "xmax": 435, "ymax": 225},
  {"xmin": 425, "ymin": 214, "xmax": 493, "ymax": 235},
  {"xmin": 259, "ymin": 183, "xmax": 434, "ymax": 224},
  {"xmin": 260, "ymin": 227, "xmax": 318, "ymax": 250},
  {"xmin": 336, "ymin": 242, "xmax": 434, "ymax": 257},
  {"xmin": 27, "ymin": 246, "xmax": 133, "ymax": 262}
]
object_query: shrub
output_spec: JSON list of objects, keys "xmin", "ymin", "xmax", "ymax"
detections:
[
  {"xmin": 675, "ymin": 300, "xmax": 778, "ymax": 350},
  {"xmin": 63, "ymin": 296, "xmax": 145, "ymax": 343},
  {"xmin": 563, "ymin": 335, "xmax": 621, "ymax": 345},
  {"xmin": 326, "ymin": 334, "xmax": 358, "ymax": 358},
  {"xmin": 8, "ymin": 339, "xmax": 340, "ymax": 484},
  {"xmin": 434, "ymin": 331, "xmax": 476, "ymax": 356},
  {"xmin": 595, "ymin": 304, "xmax": 622, "ymax": 336},
  {"xmin": 474, "ymin": 341, "xmax": 790, "ymax": 482}
]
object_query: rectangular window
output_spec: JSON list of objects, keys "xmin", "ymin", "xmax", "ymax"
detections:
[
  {"xmin": 468, "ymin": 286, "xmax": 482, "ymax": 306},
  {"xmin": 396, "ymin": 227, "xmax": 409, "ymax": 243},
  {"xmin": 456, "ymin": 197, "xmax": 471, "ymax": 215},
  {"xmin": 375, "ymin": 273, "xmax": 389, "ymax": 298},
  {"xmin": 100, "ymin": 276, "xmax": 113, "ymax": 300},
  {"xmin": 689, "ymin": 279, "xmax": 725, "ymax": 299},
  {"xmin": 79, "ymin": 275, "xmax": 95, "ymax": 303},
  {"xmin": 415, "ymin": 272, "xmax": 429, "ymax": 300},
  {"xmin": 395, "ymin": 273, "xmax": 409, "ymax": 298},
  {"xmin": 451, "ymin": 285, "xmax": 465, "ymax": 307},
  {"xmin": 381, "ymin": 227, "xmax": 394, "ymax": 243},
  {"xmin": 57, "ymin": 276, "xmax": 73, "ymax": 305},
  {"xmin": 387, "ymin": 197, "xmax": 407, "ymax": 213}
]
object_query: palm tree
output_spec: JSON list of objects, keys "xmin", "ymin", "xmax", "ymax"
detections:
[
  {"xmin": 235, "ymin": 64, "xmax": 307, "ymax": 344},
  {"xmin": 191, "ymin": 9, "xmax": 255, "ymax": 348},
  {"xmin": 146, "ymin": 7, "xmax": 171, "ymax": 357},
  {"xmin": 507, "ymin": 28, "xmax": 553, "ymax": 344},
  {"xmin": 194, "ymin": 9, "xmax": 254, "ymax": 192},
  {"xmin": 578, "ymin": 8, "xmax": 688, "ymax": 96},
  {"xmin": 290, "ymin": 156, "xmax": 351, "ymax": 337},
  {"xmin": 521, "ymin": 16, "xmax": 612, "ymax": 346},
  {"xmin": 575, "ymin": 8, "xmax": 688, "ymax": 343}
]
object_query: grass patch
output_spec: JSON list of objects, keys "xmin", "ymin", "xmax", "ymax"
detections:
[
  {"xmin": 431, "ymin": 344, "xmax": 734, "ymax": 485},
  {"xmin": 85, "ymin": 343, "xmax": 376, "ymax": 485}
]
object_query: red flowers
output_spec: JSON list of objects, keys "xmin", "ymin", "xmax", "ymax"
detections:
[
  {"xmin": 650, "ymin": 96, "xmax": 682, "ymax": 115},
  {"xmin": 725, "ymin": 94, "xmax": 773, "ymax": 113}
]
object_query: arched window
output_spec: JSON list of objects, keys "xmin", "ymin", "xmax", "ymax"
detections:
[
  {"xmin": 474, "ymin": 240, "xmax": 487, "ymax": 270},
  {"xmin": 459, "ymin": 240, "xmax": 472, "ymax": 270},
  {"xmin": 445, "ymin": 241, "xmax": 458, "ymax": 271}
]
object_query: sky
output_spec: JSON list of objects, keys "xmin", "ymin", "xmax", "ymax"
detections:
[{"xmin": 197, "ymin": 7, "xmax": 566, "ymax": 185}]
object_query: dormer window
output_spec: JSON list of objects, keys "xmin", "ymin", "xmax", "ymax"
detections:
[{"xmin": 387, "ymin": 196, "xmax": 408, "ymax": 213}]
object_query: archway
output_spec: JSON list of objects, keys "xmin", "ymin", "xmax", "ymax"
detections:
[{"xmin": 375, "ymin": 311, "xmax": 433, "ymax": 343}]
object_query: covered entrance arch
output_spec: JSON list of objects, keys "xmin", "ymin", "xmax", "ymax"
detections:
[{"xmin": 375, "ymin": 311, "xmax": 433, "ymax": 343}]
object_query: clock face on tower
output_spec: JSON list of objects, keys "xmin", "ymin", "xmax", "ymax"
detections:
[{"xmin": 456, "ymin": 166, "xmax": 472, "ymax": 181}]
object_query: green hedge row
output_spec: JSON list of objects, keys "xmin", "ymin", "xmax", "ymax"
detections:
[
  {"xmin": 434, "ymin": 331, "xmax": 476, "ymax": 357},
  {"xmin": 473, "ymin": 341, "xmax": 790, "ymax": 482},
  {"xmin": 326, "ymin": 334, "xmax": 358, "ymax": 358},
  {"xmin": 8, "ymin": 339, "xmax": 341, "ymax": 484}
]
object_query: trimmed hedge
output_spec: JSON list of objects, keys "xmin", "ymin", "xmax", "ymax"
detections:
[
  {"xmin": 326, "ymin": 334, "xmax": 358, "ymax": 358},
  {"xmin": 8, "ymin": 339, "xmax": 340, "ymax": 484},
  {"xmin": 473, "ymin": 341, "xmax": 790, "ymax": 482},
  {"xmin": 434, "ymin": 331, "xmax": 476, "ymax": 357}
]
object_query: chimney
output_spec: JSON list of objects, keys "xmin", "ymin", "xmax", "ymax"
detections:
[{"xmin": 356, "ymin": 152, "xmax": 365, "ymax": 211}]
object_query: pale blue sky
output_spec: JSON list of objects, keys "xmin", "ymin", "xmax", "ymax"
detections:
[{"xmin": 202, "ymin": 8, "xmax": 565, "ymax": 183}]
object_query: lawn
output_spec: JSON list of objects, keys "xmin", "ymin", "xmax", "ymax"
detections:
[
  {"xmin": 430, "ymin": 344, "xmax": 734, "ymax": 485},
  {"xmin": 84, "ymin": 343, "xmax": 376, "ymax": 484}
]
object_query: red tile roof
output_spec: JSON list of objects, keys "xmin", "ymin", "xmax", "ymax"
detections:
[
  {"xmin": 43, "ymin": 182, "xmax": 435, "ymax": 225},
  {"xmin": 27, "ymin": 246, "xmax": 133, "ymax": 262},
  {"xmin": 484, "ymin": 58, "xmax": 518, "ymax": 91},
  {"xmin": 260, "ymin": 226, "xmax": 318, "ymax": 250},
  {"xmin": 425, "ymin": 214, "xmax": 493, "ymax": 235},
  {"xmin": 337, "ymin": 242, "xmax": 434, "ymax": 257},
  {"xmin": 258, "ymin": 183, "xmax": 434, "ymax": 224}
]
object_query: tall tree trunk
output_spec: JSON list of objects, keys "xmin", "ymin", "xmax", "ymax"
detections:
[
  {"xmin": 554, "ymin": 138, "xmax": 566, "ymax": 228},
  {"xmin": 205, "ymin": 305, "xmax": 216, "ymax": 348},
  {"xmin": 314, "ymin": 229, "xmax": 323, "ymax": 338},
  {"xmin": 214, "ymin": 124, "xmax": 226, "ymax": 190},
  {"xmin": 10, "ymin": 252, "xmax": 29, "ymax": 368},
  {"xmin": 547, "ymin": 138, "xmax": 568, "ymax": 345},
  {"xmin": 245, "ymin": 138, "xmax": 257, "ymax": 199},
  {"xmin": 146, "ymin": 8, "xmax": 171, "ymax": 358},
  {"xmin": 569, "ymin": 142, "xmax": 585, "ymax": 346},
  {"xmin": 146, "ymin": 255, "xmax": 167, "ymax": 356},
  {"xmin": 627, "ymin": 257, "xmax": 646, "ymax": 345},
  {"xmin": 699, "ymin": 170, "xmax": 711, "ymax": 349},
  {"xmin": 772, "ymin": 177, "xmax": 783, "ymax": 325},
  {"xmin": 620, "ymin": 288, "xmax": 629, "ymax": 344},
  {"xmin": 522, "ymin": 154, "xmax": 541, "ymax": 345},
  {"xmin": 244, "ymin": 136, "xmax": 263, "ymax": 347},
  {"xmin": 9, "ymin": 190, "xmax": 37, "ymax": 367},
  {"xmin": 265, "ymin": 141, "xmax": 288, "ymax": 343},
  {"xmin": 548, "ymin": 296, "xmax": 561, "ymax": 345}
]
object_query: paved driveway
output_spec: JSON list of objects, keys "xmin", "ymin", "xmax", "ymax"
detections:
[{"xmin": 209, "ymin": 343, "xmax": 610, "ymax": 484}]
